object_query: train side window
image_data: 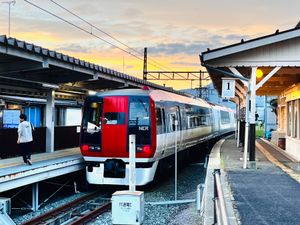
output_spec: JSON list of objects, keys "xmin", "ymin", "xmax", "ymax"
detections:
[
  {"xmin": 162, "ymin": 108, "xmax": 166, "ymax": 133},
  {"xmin": 156, "ymin": 108, "xmax": 163, "ymax": 134},
  {"xmin": 199, "ymin": 107, "xmax": 211, "ymax": 126},
  {"xmin": 190, "ymin": 116, "xmax": 196, "ymax": 128},
  {"xmin": 186, "ymin": 106, "xmax": 192, "ymax": 129},
  {"xmin": 220, "ymin": 111, "xmax": 230, "ymax": 124},
  {"xmin": 168, "ymin": 114, "xmax": 176, "ymax": 132}
]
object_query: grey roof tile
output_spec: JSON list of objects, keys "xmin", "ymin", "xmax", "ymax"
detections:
[{"xmin": 0, "ymin": 35, "xmax": 184, "ymax": 95}]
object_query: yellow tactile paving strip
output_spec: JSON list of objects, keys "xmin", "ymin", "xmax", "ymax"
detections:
[
  {"xmin": 0, "ymin": 148, "xmax": 81, "ymax": 169},
  {"xmin": 256, "ymin": 141, "xmax": 300, "ymax": 183}
]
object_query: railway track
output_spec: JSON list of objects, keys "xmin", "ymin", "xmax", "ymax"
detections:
[{"xmin": 19, "ymin": 192, "xmax": 111, "ymax": 225}]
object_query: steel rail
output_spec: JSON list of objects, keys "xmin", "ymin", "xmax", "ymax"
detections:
[
  {"xmin": 68, "ymin": 202, "xmax": 111, "ymax": 225},
  {"xmin": 19, "ymin": 191, "xmax": 100, "ymax": 225}
]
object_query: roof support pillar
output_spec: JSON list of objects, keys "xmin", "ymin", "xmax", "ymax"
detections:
[
  {"xmin": 236, "ymin": 98, "xmax": 241, "ymax": 147},
  {"xmin": 243, "ymin": 85, "xmax": 250, "ymax": 169},
  {"xmin": 248, "ymin": 67, "xmax": 257, "ymax": 168},
  {"xmin": 46, "ymin": 90, "xmax": 55, "ymax": 153}
]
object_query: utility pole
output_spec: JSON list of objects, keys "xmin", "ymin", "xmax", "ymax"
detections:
[
  {"xmin": 143, "ymin": 47, "xmax": 147, "ymax": 80},
  {"xmin": 199, "ymin": 72, "xmax": 202, "ymax": 98},
  {"xmin": 1, "ymin": 0, "xmax": 16, "ymax": 37},
  {"xmin": 143, "ymin": 47, "xmax": 210, "ymax": 96}
]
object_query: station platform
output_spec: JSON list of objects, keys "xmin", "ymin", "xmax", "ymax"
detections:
[
  {"xmin": 0, "ymin": 148, "xmax": 84, "ymax": 193},
  {"xmin": 220, "ymin": 137, "xmax": 300, "ymax": 225}
]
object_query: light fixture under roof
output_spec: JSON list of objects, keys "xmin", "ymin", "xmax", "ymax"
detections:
[
  {"xmin": 256, "ymin": 69, "xmax": 263, "ymax": 79},
  {"xmin": 88, "ymin": 90, "xmax": 97, "ymax": 95},
  {"xmin": 42, "ymin": 83, "xmax": 59, "ymax": 89}
]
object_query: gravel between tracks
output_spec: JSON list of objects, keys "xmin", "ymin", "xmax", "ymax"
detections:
[
  {"xmin": 13, "ymin": 163, "xmax": 205, "ymax": 225},
  {"xmin": 93, "ymin": 162, "xmax": 205, "ymax": 225},
  {"xmin": 12, "ymin": 192, "xmax": 86, "ymax": 224}
]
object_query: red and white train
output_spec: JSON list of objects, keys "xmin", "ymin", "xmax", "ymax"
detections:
[{"xmin": 80, "ymin": 88, "xmax": 235, "ymax": 186}]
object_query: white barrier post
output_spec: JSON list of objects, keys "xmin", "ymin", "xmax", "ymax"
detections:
[{"xmin": 129, "ymin": 134, "xmax": 136, "ymax": 192}]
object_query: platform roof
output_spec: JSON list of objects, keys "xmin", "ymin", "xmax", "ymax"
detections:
[
  {"xmin": 200, "ymin": 26, "xmax": 300, "ymax": 98},
  {"xmin": 0, "ymin": 35, "xmax": 182, "ymax": 101}
]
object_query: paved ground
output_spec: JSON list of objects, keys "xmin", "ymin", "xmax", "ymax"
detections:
[{"xmin": 221, "ymin": 138, "xmax": 300, "ymax": 225}]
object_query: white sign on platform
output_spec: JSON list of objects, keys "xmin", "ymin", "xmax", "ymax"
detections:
[
  {"xmin": 112, "ymin": 190, "xmax": 144, "ymax": 225},
  {"xmin": 221, "ymin": 78, "xmax": 235, "ymax": 98}
]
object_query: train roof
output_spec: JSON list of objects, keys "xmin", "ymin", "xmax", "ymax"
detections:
[
  {"xmin": 93, "ymin": 89, "xmax": 235, "ymax": 113},
  {"xmin": 149, "ymin": 89, "xmax": 212, "ymax": 108},
  {"xmin": 209, "ymin": 103, "xmax": 235, "ymax": 113},
  {"xmin": 92, "ymin": 89, "xmax": 235, "ymax": 113},
  {"xmin": 94, "ymin": 88, "xmax": 212, "ymax": 108},
  {"xmin": 95, "ymin": 89, "xmax": 149, "ymax": 97}
]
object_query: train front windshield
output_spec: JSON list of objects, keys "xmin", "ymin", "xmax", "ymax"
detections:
[
  {"xmin": 81, "ymin": 98, "xmax": 103, "ymax": 146},
  {"xmin": 129, "ymin": 96, "xmax": 151, "ymax": 149}
]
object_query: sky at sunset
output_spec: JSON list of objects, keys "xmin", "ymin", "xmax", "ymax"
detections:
[{"xmin": 0, "ymin": 0, "xmax": 300, "ymax": 90}]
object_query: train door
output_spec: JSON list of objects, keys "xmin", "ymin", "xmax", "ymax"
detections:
[
  {"xmin": 162, "ymin": 107, "xmax": 167, "ymax": 152},
  {"xmin": 80, "ymin": 97, "xmax": 103, "ymax": 155},
  {"xmin": 156, "ymin": 105, "xmax": 167, "ymax": 155},
  {"xmin": 167, "ymin": 106, "xmax": 182, "ymax": 154},
  {"xmin": 176, "ymin": 106, "xmax": 183, "ymax": 150},
  {"xmin": 213, "ymin": 109, "xmax": 220, "ymax": 136},
  {"xmin": 101, "ymin": 96, "xmax": 128, "ymax": 157}
]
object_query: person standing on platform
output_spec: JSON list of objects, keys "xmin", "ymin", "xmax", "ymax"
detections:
[{"xmin": 17, "ymin": 114, "xmax": 33, "ymax": 165}]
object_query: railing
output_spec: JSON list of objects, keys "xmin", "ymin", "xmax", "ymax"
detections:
[{"xmin": 214, "ymin": 169, "xmax": 229, "ymax": 225}]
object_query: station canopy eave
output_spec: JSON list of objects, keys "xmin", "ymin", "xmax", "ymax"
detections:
[
  {"xmin": 200, "ymin": 26, "xmax": 300, "ymax": 101},
  {"xmin": 0, "ymin": 35, "xmax": 182, "ymax": 101}
]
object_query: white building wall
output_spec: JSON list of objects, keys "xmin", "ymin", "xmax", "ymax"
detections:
[
  {"xmin": 286, "ymin": 136, "xmax": 300, "ymax": 161},
  {"xmin": 282, "ymin": 85, "xmax": 300, "ymax": 161}
]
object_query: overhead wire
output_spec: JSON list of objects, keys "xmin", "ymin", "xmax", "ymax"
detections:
[
  {"xmin": 23, "ymin": 0, "xmax": 146, "ymax": 62},
  {"xmin": 49, "ymin": 0, "xmax": 179, "ymax": 73},
  {"xmin": 50, "ymin": 0, "xmax": 142, "ymax": 56},
  {"xmin": 25, "ymin": 0, "xmax": 174, "ymax": 72},
  {"xmin": 24, "ymin": 0, "xmax": 202, "ymax": 82}
]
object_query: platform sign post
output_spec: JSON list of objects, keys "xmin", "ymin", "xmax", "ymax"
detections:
[
  {"xmin": 221, "ymin": 78, "xmax": 235, "ymax": 99},
  {"xmin": 129, "ymin": 134, "xmax": 136, "ymax": 192}
]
